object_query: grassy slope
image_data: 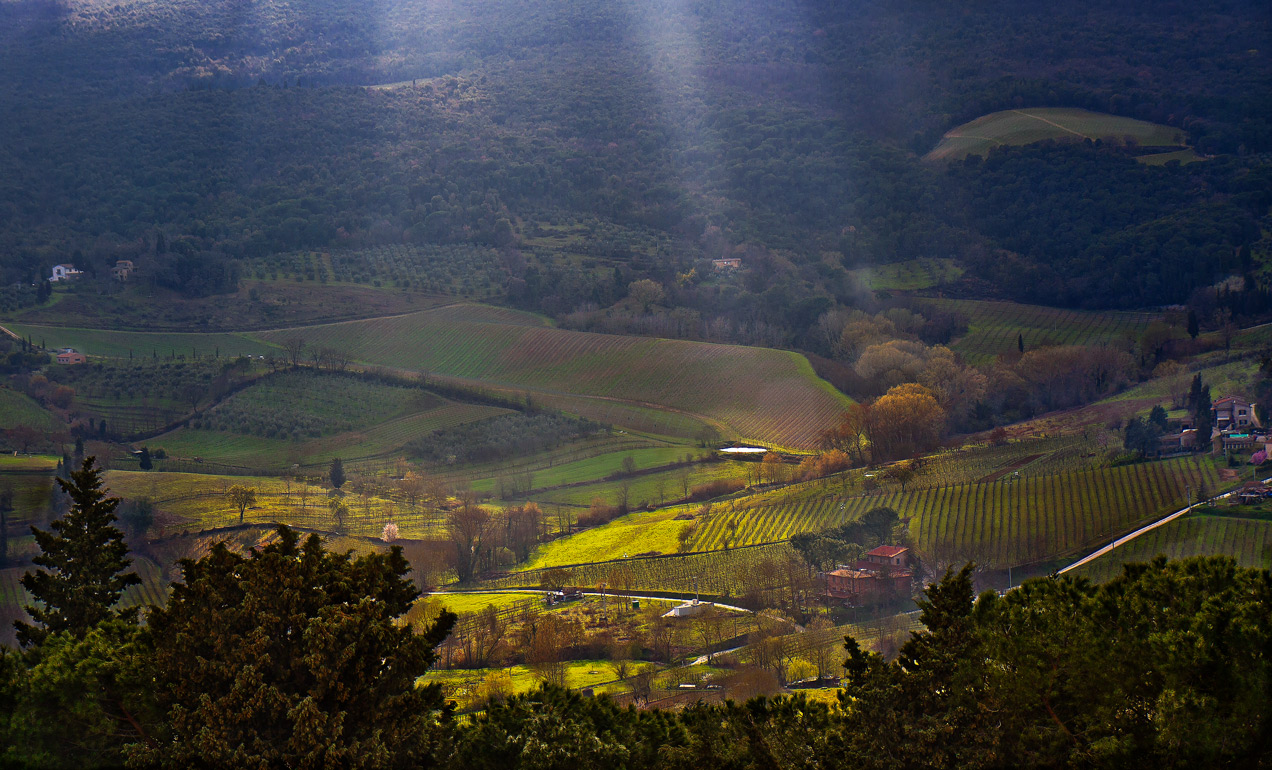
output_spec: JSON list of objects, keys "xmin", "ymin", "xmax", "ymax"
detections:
[
  {"xmin": 252, "ymin": 303, "xmax": 852, "ymax": 449},
  {"xmin": 0, "ymin": 388, "xmax": 61, "ymax": 431},
  {"xmin": 915, "ymin": 298, "xmax": 1161, "ymax": 366},
  {"xmin": 471, "ymin": 445, "xmax": 694, "ymax": 494},
  {"xmin": 519, "ymin": 508, "xmax": 693, "ymax": 570},
  {"xmin": 533, "ymin": 459, "xmax": 750, "ymax": 508},
  {"xmin": 150, "ymin": 369, "xmax": 513, "ymax": 468},
  {"xmin": 926, "ymin": 108, "xmax": 1187, "ymax": 161},
  {"xmin": 4, "ymin": 323, "xmax": 278, "ymax": 360},
  {"xmin": 847, "ymin": 258, "xmax": 964, "ymax": 291}
]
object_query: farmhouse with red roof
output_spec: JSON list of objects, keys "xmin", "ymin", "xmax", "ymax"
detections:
[{"xmin": 821, "ymin": 545, "xmax": 915, "ymax": 606}]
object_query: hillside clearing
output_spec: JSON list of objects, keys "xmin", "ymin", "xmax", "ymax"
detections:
[
  {"xmin": 914, "ymin": 298, "xmax": 1161, "ymax": 365},
  {"xmin": 926, "ymin": 108, "xmax": 1187, "ymax": 161}
]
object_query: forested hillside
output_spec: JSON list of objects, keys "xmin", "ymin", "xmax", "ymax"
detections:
[{"xmin": 0, "ymin": 0, "xmax": 1268, "ymax": 318}]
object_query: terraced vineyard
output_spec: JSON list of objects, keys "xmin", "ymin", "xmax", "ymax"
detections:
[
  {"xmin": 913, "ymin": 298, "xmax": 1161, "ymax": 365},
  {"xmin": 1070, "ymin": 513, "xmax": 1272, "ymax": 582},
  {"xmin": 252, "ymin": 304, "xmax": 851, "ymax": 448},
  {"xmin": 687, "ymin": 457, "xmax": 1227, "ymax": 567}
]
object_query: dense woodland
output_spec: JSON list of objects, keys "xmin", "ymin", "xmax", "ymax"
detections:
[{"xmin": 0, "ymin": 0, "xmax": 1269, "ymax": 333}]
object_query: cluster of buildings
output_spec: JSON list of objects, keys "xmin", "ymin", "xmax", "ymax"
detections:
[
  {"xmin": 820, "ymin": 545, "xmax": 915, "ymax": 606},
  {"xmin": 48, "ymin": 260, "xmax": 134, "ymax": 283},
  {"xmin": 1160, "ymin": 395, "xmax": 1270, "ymax": 455}
]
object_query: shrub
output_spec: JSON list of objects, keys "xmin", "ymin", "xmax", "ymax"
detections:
[
  {"xmin": 688, "ymin": 478, "xmax": 745, "ymax": 502},
  {"xmin": 577, "ymin": 498, "xmax": 621, "ymax": 528}
]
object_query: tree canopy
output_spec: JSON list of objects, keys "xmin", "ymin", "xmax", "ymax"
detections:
[
  {"xmin": 135, "ymin": 526, "xmax": 458, "ymax": 768},
  {"xmin": 16, "ymin": 457, "xmax": 139, "ymax": 648}
]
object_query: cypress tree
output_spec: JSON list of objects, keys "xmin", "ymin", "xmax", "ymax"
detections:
[
  {"xmin": 329, "ymin": 457, "xmax": 346, "ymax": 490},
  {"xmin": 17, "ymin": 457, "xmax": 140, "ymax": 647}
]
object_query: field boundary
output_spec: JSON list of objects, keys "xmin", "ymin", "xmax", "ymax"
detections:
[{"xmin": 1056, "ymin": 476, "xmax": 1268, "ymax": 575}]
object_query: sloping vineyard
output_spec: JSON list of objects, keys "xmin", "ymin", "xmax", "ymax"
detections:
[
  {"xmin": 687, "ymin": 457, "xmax": 1227, "ymax": 568},
  {"xmin": 1070, "ymin": 514, "xmax": 1272, "ymax": 582},
  {"xmin": 253, "ymin": 304, "xmax": 852, "ymax": 448},
  {"xmin": 914, "ymin": 298, "xmax": 1160, "ymax": 365}
]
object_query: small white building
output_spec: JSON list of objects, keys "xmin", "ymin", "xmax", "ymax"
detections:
[
  {"xmin": 49, "ymin": 264, "xmax": 82, "ymax": 282},
  {"xmin": 664, "ymin": 599, "xmax": 714, "ymax": 618}
]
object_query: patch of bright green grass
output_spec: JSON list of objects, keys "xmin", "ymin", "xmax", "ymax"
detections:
[
  {"xmin": 0, "ymin": 454, "xmax": 58, "ymax": 471},
  {"xmin": 428, "ymin": 591, "xmax": 543, "ymax": 615},
  {"xmin": 519, "ymin": 508, "xmax": 693, "ymax": 571}
]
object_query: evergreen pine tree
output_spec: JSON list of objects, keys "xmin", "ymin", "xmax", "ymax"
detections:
[
  {"xmin": 138, "ymin": 447, "xmax": 152, "ymax": 471},
  {"xmin": 1017, "ymin": 332, "xmax": 1024, "ymax": 353},
  {"xmin": 1187, "ymin": 309, "xmax": 1200, "ymax": 340},
  {"xmin": 17, "ymin": 457, "xmax": 140, "ymax": 647},
  {"xmin": 137, "ymin": 526, "xmax": 456, "ymax": 767},
  {"xmin": 329, "ymin": 457, "xmax": 346, "ymax": 490}
]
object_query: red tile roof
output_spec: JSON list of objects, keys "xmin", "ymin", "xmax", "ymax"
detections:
[{"xmin": 866, "ymin": 545, "xmax": 909, "ymax": 558}]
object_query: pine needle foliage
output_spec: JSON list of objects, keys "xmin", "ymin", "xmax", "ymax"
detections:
[
  {"xmin": 135, "ymin": 525, "xmax": 457, "ymax": 768},
  {"xmin": 16, "ymin": 457, "xmax": 139, "ymax": 648}
]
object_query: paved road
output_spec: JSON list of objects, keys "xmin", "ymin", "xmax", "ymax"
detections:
[{"xmin": 1056, "ymin": 476, "xmax": 1267, "ymax": 575}]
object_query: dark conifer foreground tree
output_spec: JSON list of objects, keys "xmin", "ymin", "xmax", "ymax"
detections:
[
  {"xmin": 16, "ymin": 457, "xmax": 139, "ymax": 648},
  {"xmin": 134, "ymin": 526, "xmax": 457, "ymax": 768}
]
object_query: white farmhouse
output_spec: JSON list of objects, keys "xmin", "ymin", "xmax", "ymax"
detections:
[{"xmin": 49, "ymin": 263, "xmax": 82, "ymax": 282}]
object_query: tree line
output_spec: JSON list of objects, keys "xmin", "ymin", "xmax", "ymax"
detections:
[{"xmin": 2, "ymin": 457, "xmax": 1267, "ymax": 767}]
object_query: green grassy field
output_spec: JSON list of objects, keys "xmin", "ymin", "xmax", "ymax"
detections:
[
  {"xmin": 847, "ymin": 258, "xmax": 964, "ymax": 291},
  {"xmin": 914, "ymin": 298, "xmax": 1162, "ymax": 365},
  {"xmin": 0, "ymin": 388, "xmax": 61, "ymax": 431},
  {"xmin": 926, "ymin": 108, "xmax": 1187, "ymax": 161},
  {"xmin": 4, "ymin": 324, "xmax": 278, "ymax": 360},
  {"xmin": 518, "ymin": 507, "xmax": 694, "ymax": 570},
  {"xmin": 472, "ymin": 446, "xmax": 693, "ymax": 494},
  {"xmin": 422, "ymin": 660, "xmax": 637, "ymax": 705},
  {"xmin": 153, "ymin": 401, "xmax": 511, "ymax": 469},
  {"xmin": 430, "ymin": 591, "xmax": 545, "ymax": 615},
  {"xmin": 103, "ymin": 470, "xmax": 436, "ymax": 539},
  {"xmin": 0, "ymin": 455, "xmax": 57, "ymax": 471},
  {"xmin": 251, "ymin": 303, "xmax": 852, "ymax": 449},
  {"xmin": 489, "ymin": 542, "xmax": 799, "ymax": 598},
  {"xmin": 1136, "ymin": 148, "xmax": 1206, "ymax": 166},
  {"xmin": 1070, "ymin": 512, "xmax": 1272, "ymax": 582}
]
